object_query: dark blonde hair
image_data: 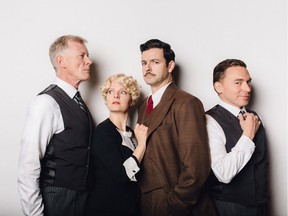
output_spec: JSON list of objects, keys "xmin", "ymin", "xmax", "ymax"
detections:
[{"xmin": 101, "ymin": 73, "xmax": 141, "ymax": 106}]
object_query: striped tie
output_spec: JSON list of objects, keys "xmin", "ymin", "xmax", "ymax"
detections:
[{"xmin": 73, "ymin": 91, "xmax": 87, "ymax": 114}]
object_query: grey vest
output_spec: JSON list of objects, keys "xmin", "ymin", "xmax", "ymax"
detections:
[
  {"xmin": 39, "ymin": 85, "xmax": 94, "ymax": 191},
  {"xmin": 206, "ymin": 105, "xmax": 269, "ymax": 206}
]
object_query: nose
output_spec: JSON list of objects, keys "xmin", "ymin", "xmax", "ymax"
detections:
[
  {"xmin": 143, "ymin": 62, "xmax": 151, "ymax": 72},
  {"xmin": 114, "ymin": 92, "xmax": 120, "ymax": 98},
  {"xmin": 243, "ymin": 82, "xmax": 251, "ymax": 92},
  {"xmin": 86, "ymin": 56, "xmax": 93, "ymax": 65}
]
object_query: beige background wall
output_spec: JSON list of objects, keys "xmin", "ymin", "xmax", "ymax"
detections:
[{"xmin": 0, "ymin": 0, "xmax": 286, "ymax": 215}]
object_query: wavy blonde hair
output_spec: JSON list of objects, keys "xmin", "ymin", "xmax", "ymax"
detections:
[{"xmin": 101, "ymin": 73, "xmax": 141, "ymax": 106}]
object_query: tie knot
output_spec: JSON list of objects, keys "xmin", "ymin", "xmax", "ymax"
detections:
[
  {"xmin": 239, "ymin": 110, "xmax": 246, "ymax": 115},
  {"xmin": 238, "ymin": 109, "xmax": 246, "ymax": 118},
  {"xmin": 148, "ymin": 95, "xmax": 153, "ymax": 105}
]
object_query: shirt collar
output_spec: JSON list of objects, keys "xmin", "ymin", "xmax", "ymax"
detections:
[
  {"xmin": 53, "ymin": 77, "xmax": 78, "ymax": 99},
  {"xmin": 218, "ymin": 99, "xmax": 246, "ymax": 117},
  {"xmin": 149, "ymin": 82, "xmax": 172, "ymax": 108}
]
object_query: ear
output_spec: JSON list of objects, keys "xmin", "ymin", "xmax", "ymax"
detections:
[
  {"xmin": 56, "ymin": 55, "xmax": 66, "ymax": 69},
  {"xmin": 214, "ymin": 81, "xmax": 223, "ymax": 94},
  {"xmin": 168, "ymin": 60, "xmax": 175, "ymax": 74}
]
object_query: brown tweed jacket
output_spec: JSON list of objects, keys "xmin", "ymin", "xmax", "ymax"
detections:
[{"xmin": 137, "ymin": 83, "xmax": 217, "ymax": 216}]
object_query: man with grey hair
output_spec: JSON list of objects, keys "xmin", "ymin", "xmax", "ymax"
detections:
[{"xmin": 18, "ymin": 35, "xmax": 94, "ymax": 216}]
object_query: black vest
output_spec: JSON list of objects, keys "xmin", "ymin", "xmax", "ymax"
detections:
[
  {"xmin": 206, "ymin": 105, "xmax": 269, "ymax": 206},
  {"xmin": 39, "ymin": 85, "xmax": 94, "ymax": 191}
]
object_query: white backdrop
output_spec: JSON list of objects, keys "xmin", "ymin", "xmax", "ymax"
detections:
[{"xmin": 0, "ymin": 0, "xmax": 286, "ymax": 215}]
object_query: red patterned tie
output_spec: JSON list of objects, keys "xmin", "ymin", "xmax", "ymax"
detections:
[{"xmin": 146, "ymin": 95, "xmax": 153, "ymax": 115}]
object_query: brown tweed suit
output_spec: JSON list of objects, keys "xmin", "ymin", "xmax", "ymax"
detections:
[{"xmin": 137, "ymin": 83, "xmax": 217, "ymax": 216}]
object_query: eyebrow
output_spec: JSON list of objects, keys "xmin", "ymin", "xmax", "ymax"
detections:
[
  {"xmin": 141, "ymin": 58, "xmax": 160, "ymax": 62},
  {"xmin": 79, "ymin": 51, "xmax": 89, "ymax": 56},
  {"xmin": 234, "ymin": 78, "xmax": 252, "ymax": 82}
]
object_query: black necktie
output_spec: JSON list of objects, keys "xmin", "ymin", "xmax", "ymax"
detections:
[
  {"xmin": 239, "ymin": 110, "xmax": 246, "ymax": 115},
  {"xmin": 238, "ymin": 109, "xmax": 246, "ymax": 118},
  {"xmin": 73, "ymin": 91, "xmax": 87, "ymax": 114}
]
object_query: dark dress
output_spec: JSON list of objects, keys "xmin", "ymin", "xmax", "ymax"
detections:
[{"xmin": 85, "ymin": 118, "xmax": 140, "ymax": 216}]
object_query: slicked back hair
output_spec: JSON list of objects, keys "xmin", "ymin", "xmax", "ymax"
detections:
[
  {"xmin": 213, "ymin": 59, "xmax": 247, "ymax": 84},
  {"xmin": 140, "ymin": 39, "xmax": 175, "ymax": 66}
]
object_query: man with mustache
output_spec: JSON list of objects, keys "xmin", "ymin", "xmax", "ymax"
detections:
[
  {"xmin": 137, "ymin": 39, "xmax": 217, "ymax": 216},
  {"xmin": 206, "ymin": 59, "xmax": 269, "ymax": 215}
]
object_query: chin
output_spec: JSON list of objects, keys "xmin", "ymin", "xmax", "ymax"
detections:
[
  {"xmin": 240, "ymin": 102, "xmax": 249, "ymax": 108},
  {"xmin": 83, "ymin": 75, "xmax": 90, "ymax": 81},
  {"xmin": 144, "ymin": 79, "xmax": 154, "ymax": 86}
]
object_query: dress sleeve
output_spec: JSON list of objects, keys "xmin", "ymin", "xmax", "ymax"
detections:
[{"xmin": 92, "ymin": 124, "xmax": 138, "ymax": 184}]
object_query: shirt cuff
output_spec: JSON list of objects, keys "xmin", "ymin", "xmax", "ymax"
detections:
[
  {"xmin": 123, "ymin": 157, "xmax": 140, "ymax": 182},
  {"xmin": 131, "ymin": 155, "xmax": 140, "ymax": 166}
]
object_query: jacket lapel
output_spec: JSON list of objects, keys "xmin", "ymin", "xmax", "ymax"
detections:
[{"xmin": 139, "ymin": 83, "xmax": 178, "ymax": 138}]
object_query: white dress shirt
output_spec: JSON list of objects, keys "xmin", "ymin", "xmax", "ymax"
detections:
[
  {"xmin": 206, "ymin": 100, "xmax": 256, "ymax": 184},
  {"xmin": 148, "ymin": 82, "xmax": 171, "ymax": 108},
  {"xmin": 17, "ymin": 77, "xmax": 78, "ymax": 216}
]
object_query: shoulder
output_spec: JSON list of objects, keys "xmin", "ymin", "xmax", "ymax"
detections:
[
  {"xmin": 95, "ymin": 119, "xmax": 119, "ymax": 137},
  {"xmin": 93, "ymin": 119, "xmax": 122, "ymax": 150},
  {"xmin": 23, "ymin": 94, "xmax": 60, "ymax": 124},
  {"xmin": 206, "ymin": 113, "xmax": 219, "ymax": 126},
  {"xmin": 246, "ymin": 108, "xmax": 257, "ymax": 115},
  {"xmin": 38, "ymin": 84, "xmax": 57, "ymax": 95},
  {"xmin": 164, "ymin": 83, "xmax": 199, "ymax": 102},
  {"xmin": 174, "ymin": 88, "xmax": 203, "ymax": 106},
  {"xmin": 28, "ymin": 94, "xmax": 58, "ymax": 114}
]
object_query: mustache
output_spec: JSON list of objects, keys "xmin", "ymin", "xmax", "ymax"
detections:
[{"xmin": 144, "ymin": 72, "xmax": 155, "ymax": 76}]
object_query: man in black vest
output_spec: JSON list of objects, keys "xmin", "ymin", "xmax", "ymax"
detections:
[
  {"xmin": 17, "ymin": 35, "xmax": 94, "ymax": 216},
  {"xmin": 206, "ymin": 59, "xmax": 269, "ymax": 216}
]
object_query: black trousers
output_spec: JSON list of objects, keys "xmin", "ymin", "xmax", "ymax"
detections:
[
  {"xmin": 214, "ymin": 199, "xmax": 268, "ymax": 216},
  {"xmin": 41, "ymin": 185, "xmax": 88, "ymax": 216}
]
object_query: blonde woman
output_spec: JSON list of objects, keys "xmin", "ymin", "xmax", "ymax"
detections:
[{"xmin": 85, "ymin": 73, "xmax": 148, "ymax": 216}]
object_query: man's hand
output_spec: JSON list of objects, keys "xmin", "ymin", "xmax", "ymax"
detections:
[{"xmin": 239, "ymin": 112, "xmax": 261, "ymax": 140}]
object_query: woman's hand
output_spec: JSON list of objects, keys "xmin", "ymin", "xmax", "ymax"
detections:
[
  {"xmin": 133, "ymin": 124, "xmax": 148, "ymax": 163},
  {"xmin": 134, "ymin": 123, "xmax": 148, "ymax": 147}
]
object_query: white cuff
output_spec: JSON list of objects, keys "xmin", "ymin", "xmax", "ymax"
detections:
[{"xmin": 123, "ymin": 157, "xmax": 140, "ymax": 182}]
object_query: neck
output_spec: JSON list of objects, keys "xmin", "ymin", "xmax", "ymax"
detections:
[
  {"xmin": 57, "ymin": 73, "xmax": 81, "ymax": 89},
  {"xmin": 151, "ymin": 79, "xmax": 172, "ymax": 94},
  {"xmin": 109, "ymin": 112, "xmax": 128, "ymax": 131}
]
